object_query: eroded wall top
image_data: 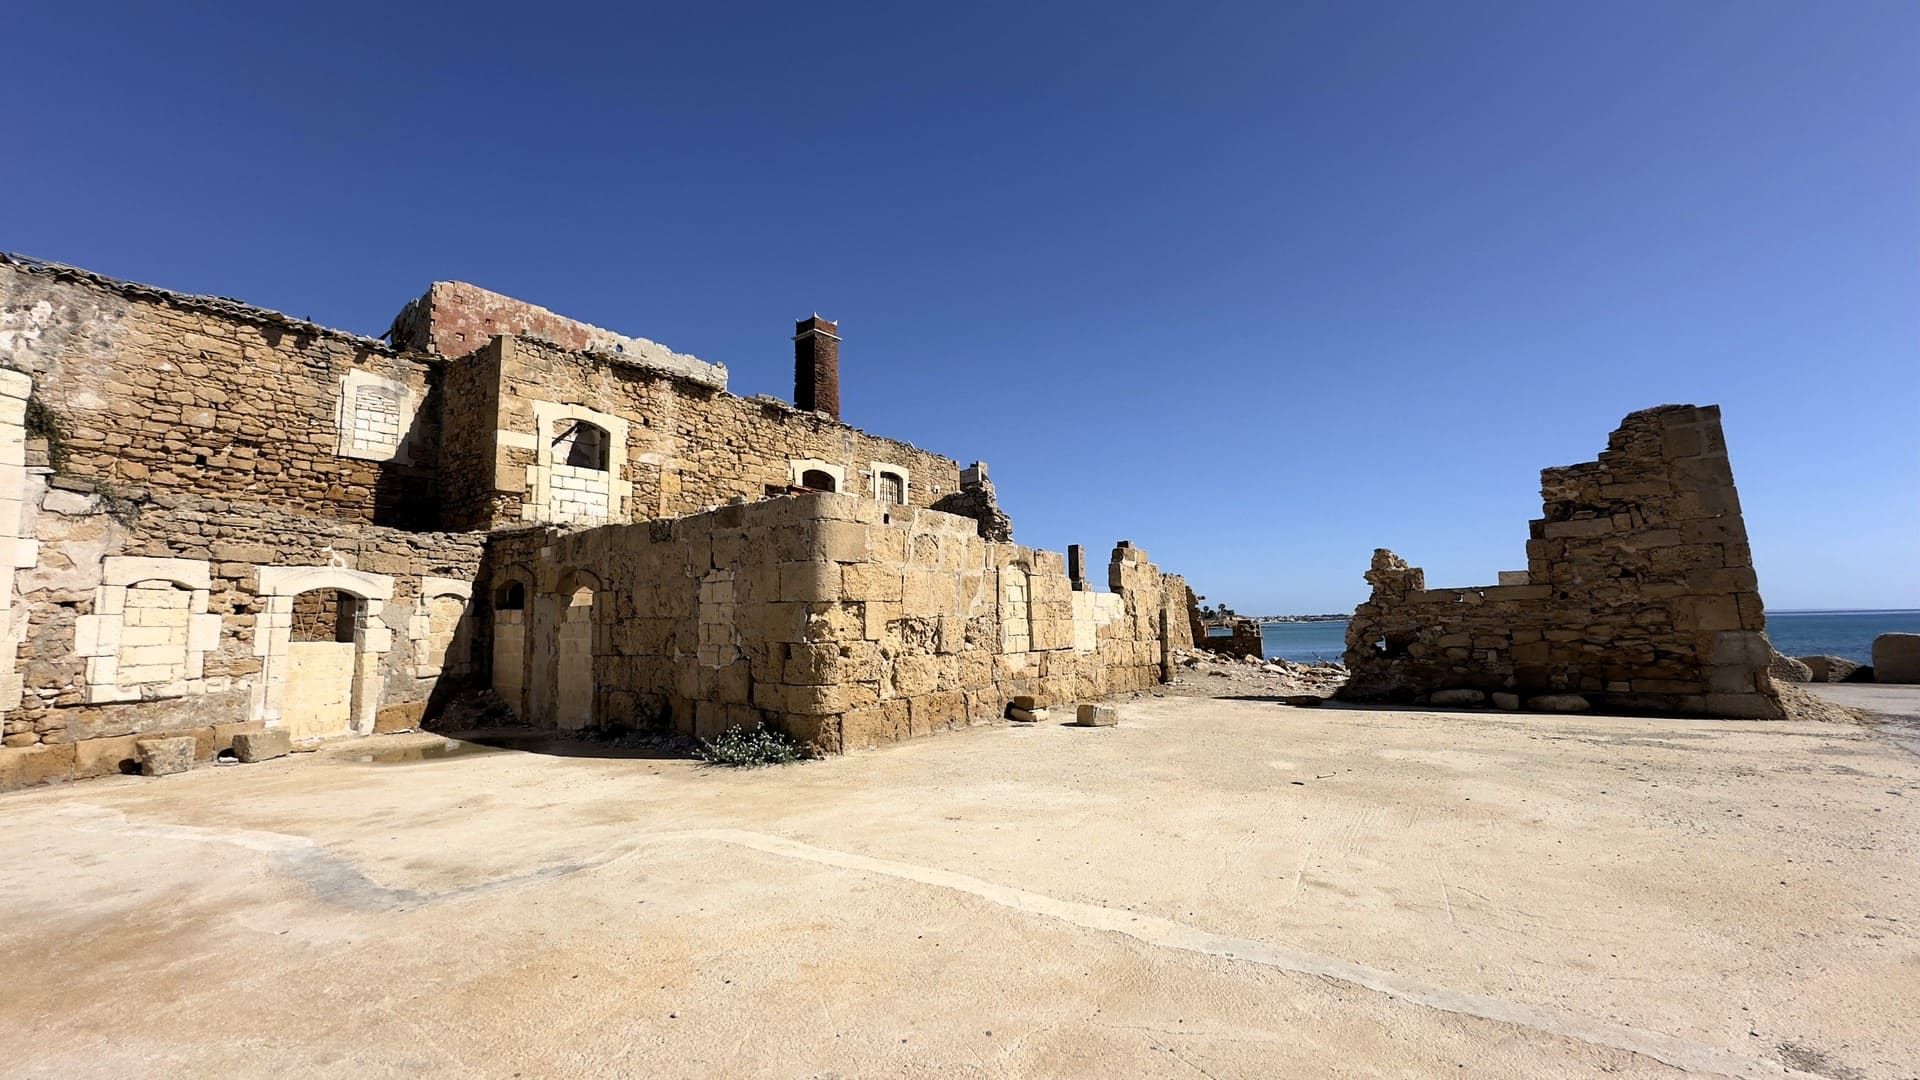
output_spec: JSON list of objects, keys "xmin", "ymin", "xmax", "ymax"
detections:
[{"xmin": 390, "ymin": 281, "xmax": 727, "ymax": 390}]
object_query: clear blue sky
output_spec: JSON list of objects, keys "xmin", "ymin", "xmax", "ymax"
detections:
[{"xmin": 8, "ymin": 2, "xmax": 1915, "ymax": 613}]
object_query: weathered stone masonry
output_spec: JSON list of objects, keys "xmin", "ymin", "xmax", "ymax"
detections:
[
  {"xmin": 1, "ymin": 253, "xmax": 1193, "ymax": 788},
  {"xmin": 1339, "ymin": 405, "xmax": 1782, "ymax": 719}
]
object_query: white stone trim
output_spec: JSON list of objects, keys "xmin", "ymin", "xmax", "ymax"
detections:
[
  {"xmin": 524, "ymin": 401, "xmax": 631, "ymax": 524},
  {"xmin": 334, "ymin": 369, "xmax": 419, "ymax": 464},
  {"xmin": 789, "ymin": 458, "xmax": 846, "ymax": 493},
  {"xmin": 75, "ymin": 556, "xmax": 218, "ymax": 704},
  {"xmin": 409, "ymin": 576, "xmax": 474, "ymax": 678},
  {"xmin": 869, "ymin": 461, "xmax": 911, "ymax": 506},
  {"xmin": 0, "ymin": 368, "xmax": 30, "ymax": 710},
  {"xmin": 250, "ymin": 565, "xmax": 397, "ymax": 735}
]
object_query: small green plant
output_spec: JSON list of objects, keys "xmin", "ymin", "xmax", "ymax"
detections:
[
  {"xmin": 24, "ymin": 396, "xmax": 68, "ymax": 471},
  {"xmin": 697, "ymin": 724, "xmax": 808, "ymax": 768}
]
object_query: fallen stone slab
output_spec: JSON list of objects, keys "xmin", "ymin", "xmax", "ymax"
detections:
[
  {"xmin": 232, "ymin": 730, "xmax": 291, "ymax": 763},
  {"xmin": 1075, "ymin": 704, "xmax": 1118, "ymax": 727},
  {"xmin": 1798, "ymin": 655, "xmax": 1859, "ymax": 683},
  {"xmin": 1873, "ymin": 634, "xmax": 1920, "ymax": 684},
  {"xmin": 1525, "ymin": 694, "xmax": 1590, "ymax": 713},
  {"xmin": 1007, "ymin": 706, "xmax": 1048, "ymax": 724},
  {"xmin": 1011, "ymin": 695, "xmax": 1040, "ymax": 712},
  {"xmin": 136, "ymin": 736, "xmax": 197, "ymax": 777},
  {"xmin": 1430, "ymin": 689, "xmax": 1487, "ymax": 707}
]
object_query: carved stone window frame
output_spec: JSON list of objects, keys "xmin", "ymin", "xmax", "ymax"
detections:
[
  {"xmin": 74, "ymin": 557, "xmax": 221, "ymax": 704},
  {"xmin": 335, "ymin": 369, "xmax": 419, "ymax": 464},
  {"xmin": 525, "ymin": 401, "xmax": 631, "ymax": 524}
]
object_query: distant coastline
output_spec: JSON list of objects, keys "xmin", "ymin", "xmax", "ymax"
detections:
[{"xmin": 1255, "ymin": 614, "xmax": 1347, "ymax": 624}]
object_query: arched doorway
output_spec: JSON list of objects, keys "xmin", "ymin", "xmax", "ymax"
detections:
[
  {"xmin": 252, "ymin": 566, "xmax": 396, "ymax": 738},
  {"xmin": 491, "ymin": 572, "xmax": 531, "ymax": 718},
  {"xmin": 286, "ymin": 588, "xmax": 362, "ymax": 738},
  {"xmin": 554, "ymin": 574, "xmax": 599, "ymax": 730}
]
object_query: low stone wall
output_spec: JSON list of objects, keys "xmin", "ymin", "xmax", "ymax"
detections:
[
  {"xmin": 1197, "ymin": 618, "xmax": 1264, "ymax": 660},
  {"xmin": 1339, "ymin": 405, "xmax": 1782, "ymax": 719},
  {"xmin": 481, "ymin": 494, "xmax": 1190, "ymax": 754}
]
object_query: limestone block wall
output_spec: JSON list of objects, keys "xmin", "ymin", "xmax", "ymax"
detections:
[
  {"xmin": 443, "ymin": 336, "xmax": 962, "ymax": 530},
  {"xmin": 1, "ymin": 256, "xmax": 442, "ymax": 528},
  {"xmin": 1, "ymin": 477, "xmax": 486, "ymax": 789},
  {"xmin": 482, "ymin": 494, "xmax": 1190, "ymax": 755},
  {"xmin": 1339, "ymin": 405, "xmax": 1782, "ymax": 719}
]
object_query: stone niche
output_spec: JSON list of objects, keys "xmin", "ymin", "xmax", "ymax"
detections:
[{"xmin": 1339, "ymin": 405, "xmax": 1783, "ymax": 719}]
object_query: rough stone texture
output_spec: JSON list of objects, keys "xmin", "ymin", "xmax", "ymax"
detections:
[
  {"xmin": 1769, "ymin": 652, "xmax": 1813, "ymax": 683},
  {"xmin": 1339, "ymin": 406, "xmax": 1784, "ymax": 720},
  {"xmin": 1074, "ymin": 703, "xmax": 1118, "ymax": 726},
  {"xmin": 388, "ymin": 280, "xmax": 727, "ymax": 388},
  {"xmin": 1197, "ymin": 617, "xmax": 1264, "ymax": 661},
  {"xmin": 1526, "ymin": 694, "xmax": 1591, "ymax": 713},
  {"xmin": 232, "ymin": 729, "xmax": 290, "ymax": 763},
  {"xmin": 1873, "ymin": 633, "xmax": 1920, "ymax": 684},
  {"xmin": 484, "ymin": 494, "xmax": 1190, "ymax": 755},
  {"xmin": 0, "ymin": 255, "xmax": 1198, "ymax": 788},
  {"xmin": 1799, "ymin": 655, "xmax": 1860, "ymax": 683},
  {"xmin": 1429, "ymin": 688, "xmax": 1486, "ymax": 706},
  {"xmin": 438, "ymin": 335, "xmax": 959, "ymax": 530},
  {"xmin": 929, "ymin": 462, "xmax": 1012, "ymax": 543},
  {"xmin": 135, "ymin": 735, "xmax": 195, "ymax": 776}
]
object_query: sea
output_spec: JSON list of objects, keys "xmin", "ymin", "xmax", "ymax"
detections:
[{"xmin": 1252, "ymin": 610, "xmax": 1920, "ymax": 665}]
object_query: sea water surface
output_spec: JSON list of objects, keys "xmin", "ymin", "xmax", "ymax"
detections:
[{"xmin": 1255, "ymin": 610, "xmax": 1920, "ymax": 665}]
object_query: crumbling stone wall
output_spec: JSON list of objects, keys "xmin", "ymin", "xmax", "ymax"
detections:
[
  {"xmin": 2, "ymin": 477, "xmax": 485, "ymax": 788},
  {"xmin": 1, "ymin": 256, "xmax": 441, "ymax": 529},
  {"xmin": 390, "ymin": 280, "xmax": 727, "ymax": 389},
  {"xmin": 482, "ymin": 495, "xmax": 1189, "ymax": 754},
  {"xmin": 1340, "ymin": 405, "xmax": 1782, "ymax": 719},
  {"xmin": 1197, "ymin": 617, "xmax": 1264, "ymax": 661},
  {"xmin": 929, "ymin": 462, "xmax": 1013, "ymax": 542},
  {"xmin": 443, "ymin": 336, "xmax": 962, "ymax": 529}
]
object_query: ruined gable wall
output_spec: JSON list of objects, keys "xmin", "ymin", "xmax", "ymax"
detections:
[
  {"xmin": 0, "ymin": 258, "xmax": 441, "ymax": 529},
  {"xmin": 483, "ymin": 495, "xmax": 1188, "ymax": 755},
  {"xmin": 1340, "ymin": 405, "xmax": 1781, "ymax": 719},
  {"xmin": 468, "ymin": 336, "xmax": 961, "ymax": 527}
]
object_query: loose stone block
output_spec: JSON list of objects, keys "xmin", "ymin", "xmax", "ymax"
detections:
[
  {"xmin": 1873, "ymin": 634, "xmax": 1920, "ymax": 684},
  {"xmin": 1491, "ymin": 692, "xmax": 1521, "ymax": 710},
  {"xmin": 1075, "ymin": 703, "xmax": 1118, "ymax": 727},
  {"xmin": 1429, "ymin": 689, "xmax": 1486, "ymax": 706},
  {"xmin": 1007, "ymin": 706, "xmax": 1047, "ymax": 723},
  {"xmin": 136, "ymin": 736, "xmax": 197, "ymax": 777},
  {"xmin": 1524, "ymin": 694, "xmax": 1590, "ymax": 713},
  {"xmin": 232, "ymin": 730, "xmax": 291, "ymax": 763}
]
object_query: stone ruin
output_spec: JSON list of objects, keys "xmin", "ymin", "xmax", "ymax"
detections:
[
  {"xmin": 0, "ymin": 253, "xmax": 1192, "ymax": 788},
  {"xmin": 1339, "ymin": 405, "xmax": 1784, "ymax": 718},
  {"xmin": 1195, "ymin": 617, "xmax": 1264, "ymax": 661}
]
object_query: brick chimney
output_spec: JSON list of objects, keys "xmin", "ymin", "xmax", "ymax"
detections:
[{"xmin": 793, "ymin": 315, "xmax": 840, "ymax": 420}]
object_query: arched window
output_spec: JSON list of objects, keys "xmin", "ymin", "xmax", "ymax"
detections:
[
  {"xmin": 553, "ymin": 420, "xmax": 610, "ymax": 471},
  {"xmin": 496, "ymin": 580, "xmax": 527, "ymax": 611},
  {"xmin": 878, "ymin": 471, "xmax": 905, "ymax": 505},
  {"xmin": 800, "ymin": 469, "xmax": 837, "ymax": 492}
]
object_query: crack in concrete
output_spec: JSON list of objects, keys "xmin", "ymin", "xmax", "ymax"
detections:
[
  {"xmin": 662, "ymin": 828, "xmax": 1827, "ymax": 1080},
  {"xmin": 61, "ymin": 806, "xmax": 589, "ymax": 912}
]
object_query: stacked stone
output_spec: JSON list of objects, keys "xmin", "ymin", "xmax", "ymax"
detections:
[
  {"xmin": 482, "ymin": 494, "xmax": 1189, "ymax": 756},
  {"xmin": 1196, "ymin": 617, "xmax": 1264, "ymax": 661},
  {"xmin": 446, "ymin": 336, "xmax": 962, "ymax": 530},
  {"xmin": 1340, "ymin": 406, "xmax": 1783, "ymax": 720}
]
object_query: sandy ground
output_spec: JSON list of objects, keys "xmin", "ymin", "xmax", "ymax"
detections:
[{"xmin": 2, "ymin": 691, "xmax": 1917, "ymax": 1079}]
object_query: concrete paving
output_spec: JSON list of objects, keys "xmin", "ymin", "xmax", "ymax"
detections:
[{"xmin": 2, "ymin": 697, "xmax": 1916, "ymax": 1079}]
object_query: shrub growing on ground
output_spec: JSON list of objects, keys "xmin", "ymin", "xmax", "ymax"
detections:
[{"xmin": 697, "ymin": 724, "xmax": 808, "ymax": 768}]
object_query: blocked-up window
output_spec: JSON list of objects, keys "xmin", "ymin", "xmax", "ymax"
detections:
[
  {"xmin": 335, "ymin": 370, "xmax": 417, "ymax": 462},
  {"xmin": 115, "ymin": 582, "xmax": 195, "ymax": 689},
  {"xmin": 1002, "ymin": 566, "xmax": 1032, "ymax": 653}
]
